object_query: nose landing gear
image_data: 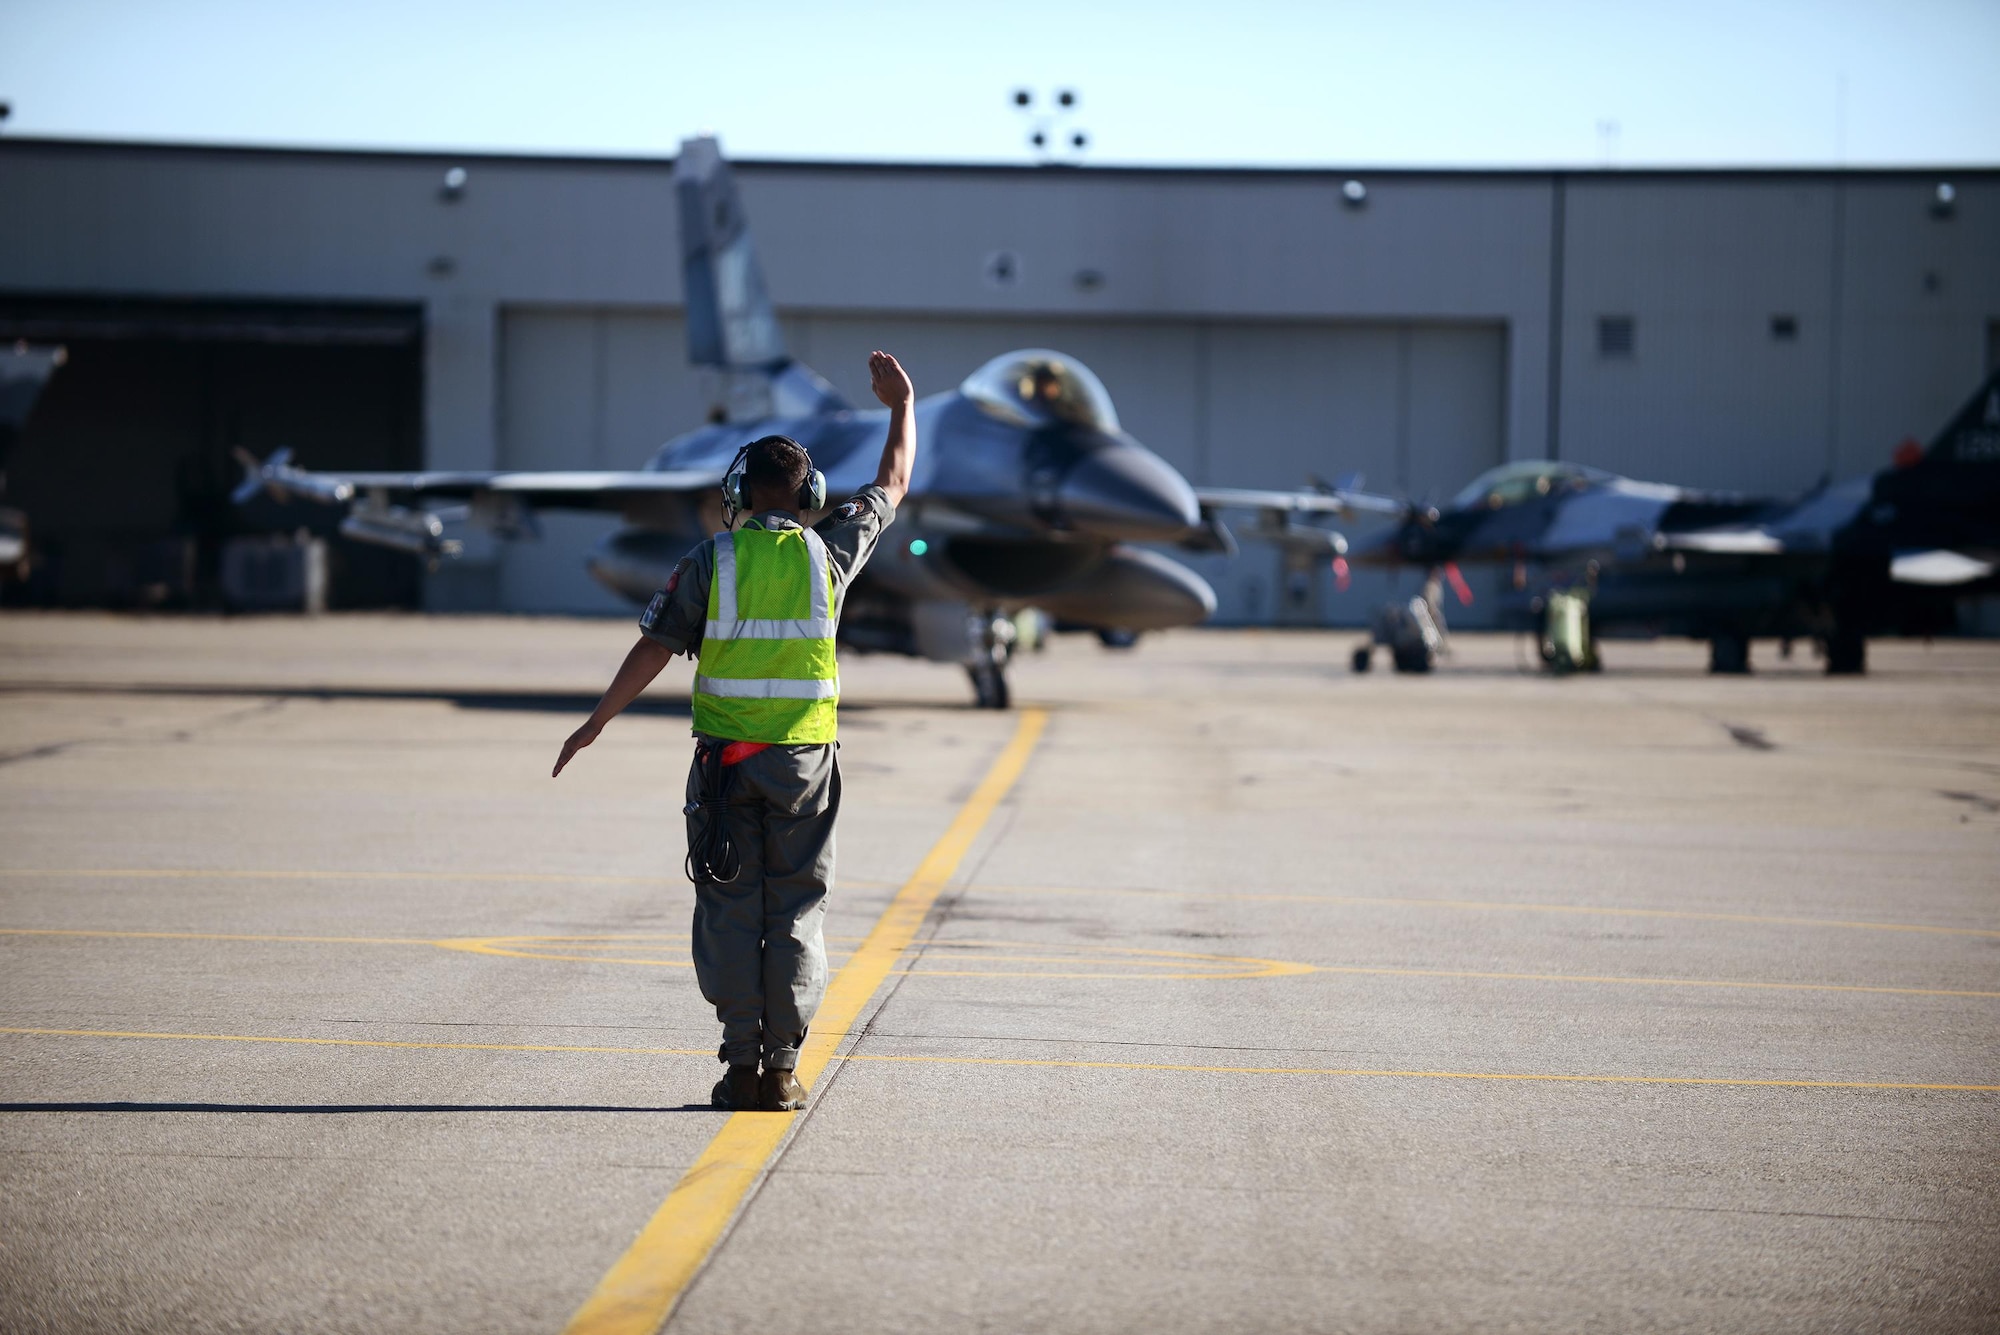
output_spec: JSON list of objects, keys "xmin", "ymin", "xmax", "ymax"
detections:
[{"xmin": 966, "ymin": 612, "xmax": 1016, "ymax": 709}]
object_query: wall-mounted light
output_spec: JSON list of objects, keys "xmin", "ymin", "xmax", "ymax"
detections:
[
  {"xmin": 1931, "ymin": 181, "xmax": 1955, "ymax": 220},
  {"xmin": 1073, "ymin": 268, "xmax": 1105, "ymax": 292},
  {"xmin": 439, "ymin": 166, "xmax": 468, "ymax": 202},
  {"xmin": 1341, "ymin": 179, "xmax": 1367, "ymax": 209}
]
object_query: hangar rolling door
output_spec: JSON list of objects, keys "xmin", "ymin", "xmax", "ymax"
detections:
[
  {"xmin": 496, "ymin": 307, "xmax": 1506, "ymax": 625},
  {"xmin": 0, "ymin": 296, "xmax": 423, "ymax": 609}
]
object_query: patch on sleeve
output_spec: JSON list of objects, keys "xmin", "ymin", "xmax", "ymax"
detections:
[
  {"xmin": 833, "ymin": 497, "xmax": 872, "ymax": 524},
  {"xmin": 639, "ymin": 589, "xmax": 668, "ymax": 632}
]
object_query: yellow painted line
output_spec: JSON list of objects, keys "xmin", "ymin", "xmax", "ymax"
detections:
[
  {"xmin": 0, "ymin": 927, "xmax": 435, "ymax": 946},
  {"xmin": 0, "ymin": 867, "xmax": 894, "ymax": 891},
  {"xmin": 841, "ymin": 1053, "xmax": 2000, "ymax": 1093},
  {"xmin": 0, "ymin": 1026, "xmax": 709, "ymax": 1057},
  {"xmin": 4, "ymin": 1025, "xmax": 1992, "ymax": 1094},
  {"xmin": 9, "ymin": 927, "xmax": 1990, "ymax": 995},
  {"xmin": 560, "ymin": 708, "xmax": 1050, "ymax": 1335},
  {"xmin": 971, "ymin": 884, "xmax": 2000, "ymax": 940},
  {"xmin": 1308, "ymin": 964, "xmax": 2000, "ymax": 1000}
]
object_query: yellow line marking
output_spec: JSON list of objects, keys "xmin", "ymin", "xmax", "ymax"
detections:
[
  {"xmin": 1307, "ymin": 964, "xmax": 2000, "ymax": 1000},
  {"xmin": 7, "ymin": 870, "xmax": 1988, "ymax": 940},
  {"xmin": 0, "ymin": 927, "xmax": 435, "ymax": 946},
  {"xmin": 0, "ymin": 1026, "xmax": 709, "ymax": 1056},
  {"xmin": 560, "ymin": 708, "xmax": 1050, "ymax": 1335},
  {"xmin": 9, "ymin": 928, "xmax": 1991, "ymax": 995},
  {"xmin": 4, "ymin": 1025, "xmax": 1993, "ymax": 1093},
  {"xmin": 971, "ymin": 884, "xmax": 2000, "ymax": 940},
  {"xmin": 0, "ymin": 867, "xmax": 894, "ymax": 891},
  {"xmin": 843, "ymin": 1053, "xmax": 2000, "ymax": 1093}
]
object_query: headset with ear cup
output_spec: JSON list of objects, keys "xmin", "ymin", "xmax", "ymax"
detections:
[{"xmin": 721, "ymin": 436, "xmax": 827, "ymax": 524}]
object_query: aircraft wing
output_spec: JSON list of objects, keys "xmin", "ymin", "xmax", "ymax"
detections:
[
  {"xmin": 1656, "ymin": 528, "xmax": 1787, "ymax": 555},
  {"xmin": 1191, "ymin": 485, "xmax": 1406, "ymax": 558},
  {"xmin": 1195, "ymin": 485, "xmax": 1406, "ymax": 518},
  {"xmin": 240, "ymin": 451, "xmax": 721, "ymax": 510},
  {"xmin": 234, "ymin": 449, "xmax": 724, "ymax": 561},
  {"xmin": 1890, "ymin": 549, "xmax": 1998, "ymax": 586}
]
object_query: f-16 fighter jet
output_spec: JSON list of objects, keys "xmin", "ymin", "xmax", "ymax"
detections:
[
  {"xmin": 238, "ymin": 136, "xmax": 1323, "ymax": 708},
  {"xmin": 1334, "ymin": 368, "xmax": 2000, "ymax": 674}
]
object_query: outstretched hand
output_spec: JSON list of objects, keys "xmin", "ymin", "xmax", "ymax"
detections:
[
  {"xmin": 869, "ymin": 350, "xmax": 912, "ymax": 409},
  {"xmin": 552, "ymin": 719, "xmax": 602, "ymax": 777}
]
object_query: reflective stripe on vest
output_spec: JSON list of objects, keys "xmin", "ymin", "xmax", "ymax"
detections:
[
  {"xmin": 692, "ymin": 523, "xmax": 840, "ymax": 744},
  {"xmin": 706, "ymin": 525, "xmax": 838, "ymax": 641}
]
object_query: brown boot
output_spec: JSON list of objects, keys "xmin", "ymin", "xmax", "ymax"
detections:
[
  {"xmin": 711, "ymin": 1064, "xmax": 760, "ymax": 1110},
  {"xmin": 759, "ymin": 1068, "xmax": 806, "ymax": 1112}
]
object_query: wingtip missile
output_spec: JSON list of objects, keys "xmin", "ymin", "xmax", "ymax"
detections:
[{"xmin": 232, "ymin": 447, "xmax": 355, "ymax": 506}]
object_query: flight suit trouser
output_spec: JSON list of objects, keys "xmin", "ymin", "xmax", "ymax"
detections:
[{"xmin": 685, "ymin": 741, "xmax": 838, "ymax": 1071}]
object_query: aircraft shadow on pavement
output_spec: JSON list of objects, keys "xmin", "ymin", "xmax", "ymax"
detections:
[
  {"xmin": 0, "ymin": 682, "xmax": 954, "ymax": 715},
  {"xmin": 0, "ymin": 681, "xmax": 696, "ymax": 716},
  {"xmin": 0, "ymin": 1101, "xmax": 718, "ymax": 1114}
]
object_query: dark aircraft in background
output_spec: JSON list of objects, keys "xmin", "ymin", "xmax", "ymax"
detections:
[
  {"xmin": 238, "ymin": 136, "xmax": 1320, "ymax": 708},
  {"xmin": 1337, "ymin": 367, "xmax": 2000, "ymax": 674},
  {"xmin": 1, "ymin": 342, "xmax": 67, "ymax": 575}
]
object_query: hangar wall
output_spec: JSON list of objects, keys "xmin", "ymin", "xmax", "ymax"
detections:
[{"xmin": 0, "ymin": 138, "xmax": 1993, "ymax": 624}]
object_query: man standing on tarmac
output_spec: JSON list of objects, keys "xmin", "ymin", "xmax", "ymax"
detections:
[{"xmin": 552, "ymin": 350, "xmax": 916, "ymax": 1113}]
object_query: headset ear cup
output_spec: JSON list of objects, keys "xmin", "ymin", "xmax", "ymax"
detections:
[{"xmin": 803, "ymin": 469, "xmax": 827, "ymax": 512}]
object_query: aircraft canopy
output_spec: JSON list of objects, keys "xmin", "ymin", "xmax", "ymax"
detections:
[
  {"xmin": 1450, "ymin": 460, "xmax": 1611, "ymax": 510},
  {"xmin": 960, "ymin": 350, "xmax": 1121, "ymax": 433}
]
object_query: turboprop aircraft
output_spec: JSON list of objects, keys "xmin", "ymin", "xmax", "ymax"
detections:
[
  {"xmin": 238, "ymin": 136, "xmax": 1342, "ymax": 707},
  {"xmin": 1334, "ymin": 367, "xmax": 2000, "ymax": 674}
]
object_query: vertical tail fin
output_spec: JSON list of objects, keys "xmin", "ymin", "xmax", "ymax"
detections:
[
  {"xmin": 1915, "ymin": 366, "xmax": 2000, "ymax": 468},
  {"xmin": 1874, "ymin": 366, "xmax": 2000, "ymax": 525},
  {"xmin": 675, "ymin": 135, "xmax": 786, "ymax": 371}
]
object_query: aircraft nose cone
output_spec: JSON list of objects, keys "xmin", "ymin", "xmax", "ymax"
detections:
[{"xmin": 1057, "ymin": 442, "xmax": 1201, "ymax": 541}]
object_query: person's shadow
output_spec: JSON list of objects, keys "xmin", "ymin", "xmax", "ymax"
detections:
[{"xmin": 0, "ymin": 1100, "xmax": 719, "ymax": 1114}]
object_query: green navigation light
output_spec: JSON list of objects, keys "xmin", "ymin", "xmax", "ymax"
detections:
[{"xmin": 909, "ymin": 539, "xmax": 928, "ymax": 556}]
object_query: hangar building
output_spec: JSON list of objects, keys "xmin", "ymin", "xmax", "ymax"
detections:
[{"xmin": 1, "ymin": 136, "xmax": 1994, "ymax": 626}]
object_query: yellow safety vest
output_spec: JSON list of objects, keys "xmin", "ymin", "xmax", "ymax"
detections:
[{"xmin": 692, "ymin": 521, "xmax": 840, "ymax": 743}]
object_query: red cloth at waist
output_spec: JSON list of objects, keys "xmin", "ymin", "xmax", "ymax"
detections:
[{"xmin": 719, "ymin": 741, "xmax": 770, "ymax": 767}]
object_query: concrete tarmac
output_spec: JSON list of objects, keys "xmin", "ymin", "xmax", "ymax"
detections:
[{"xmin": 1, "ymin": 612, "xmax": 1995, "ymax": 1334}]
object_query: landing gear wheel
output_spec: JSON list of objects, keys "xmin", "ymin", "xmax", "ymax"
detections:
[
  {"xmin": 1350, "ymin": 646, "xmax": 1372, "ymax": 674},
  {"xmin": 1825, "ymin": 625, "xmax": 1866, "ymax": 675},
  {"xmin": 1391, "ymin": 642, "xmax": 1434, "ymax": 674},
  {"xmin": 967, "ymin": 661, "xmax": 1011, "ymax": 709},
  {"xmin": 1708, "ymin": 632, "xmax": 1751, "ymax": 675}
]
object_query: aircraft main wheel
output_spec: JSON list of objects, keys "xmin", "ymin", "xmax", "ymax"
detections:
[
  {"xmin": 1825, "ymin": 626, "xmax": 1866, "ymax": 675},
  {"xmin": 1350, "ymin": 646, "xmax": 1372, "ymax": 674},
  {"xmin": 967, "ymin": 662, "xmax": 1011, "ymax": 709},
  {"xmin": 1392, "ymin": 643, "xmax": 1433, "ymax": 674},
  {"xmin": 1709, "ymin": 632, "xmax": 1751, "ymax": 675}
]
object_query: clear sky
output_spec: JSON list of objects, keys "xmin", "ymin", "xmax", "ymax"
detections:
[{"xmin": 2, "ymin": 0, "xmax": 1995, "ymax": 168}]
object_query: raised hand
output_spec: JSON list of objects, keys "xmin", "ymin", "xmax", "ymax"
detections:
[{"xmin": 868, "ymin": 350, "xmax": 913, "ymax": 409}]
